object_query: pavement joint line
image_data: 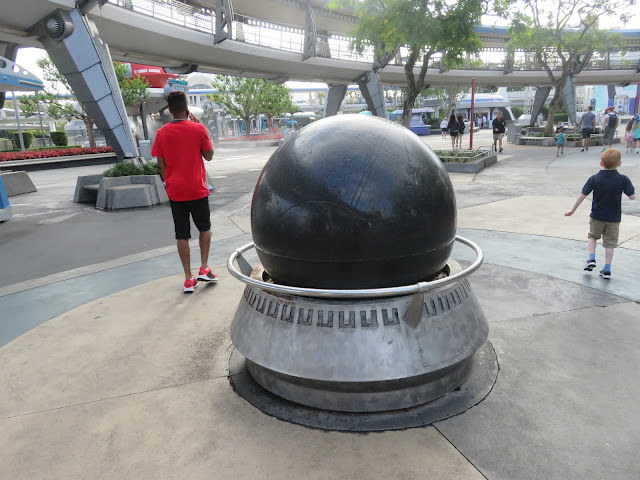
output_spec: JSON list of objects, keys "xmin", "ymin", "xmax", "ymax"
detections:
[
  {"xmin": 432, "ymin": 342, "xmax": 500, "ymax": 480},
  {"xmin": 618, "ymin": 232, "xmax": 640, "ymax": 247},
  {"xmin": 460, "ymin": 226, "xmax": 640, "ymax": 253},
  {"xmin": 0, "ymin": 373, "xmax": 231, "ymax": 422}
]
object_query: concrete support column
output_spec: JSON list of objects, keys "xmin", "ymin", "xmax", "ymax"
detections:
[
  {"xmin": 302, "ymin": 1, "xmax": 316, "ymax": 61},
  {"xmin": 562, "ymin": 76, "xmax": 577, "ymax": 124},
  {"xmin": 324, "ymin": 84, "xmax": 347, "ymax": 117},
  {"xmin": 316, "ymin": 30, "xmax": 331, "ymax": 58},
  {"xmin": 607, "ymin": 85, "xmax": 616, "ymax": 107},
  {"xmin": 30, "ymin": 8, "xmax": 138, "ymax": 161},
  {"xmin": 357, "ymin": 71, "xmax": 387, "ymax": 118},
  {"xmin": 215, "ymin": 0, "xmax": 234, "ymax": 44},
  {"xmin": 504, "ymin": 50, "xmax": 514, "ymax": 75},
  {"xmin": 530, "ymin": 86, "xmax": 551, "ymax": 125}
]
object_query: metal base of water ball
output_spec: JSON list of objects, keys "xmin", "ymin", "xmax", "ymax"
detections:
[
  {"xmin": 228, "ymin": 341, "xmax": 498, "ymax": 432},
  {"xmin": 227, "ymin": 237, "xmax": 492, "ymax": 422}
]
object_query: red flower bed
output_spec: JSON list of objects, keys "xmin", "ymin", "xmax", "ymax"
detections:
[
  {"xmin": 0, "ymin": 146, "xmax": 114, "ymax": 162},
  {"xmin": 219, "ymin": 134, "xmax": 283, "ymax": 142}
]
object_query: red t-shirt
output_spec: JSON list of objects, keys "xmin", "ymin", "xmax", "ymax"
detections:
[{"xmin": 151, "ymin": 120, "xmax": 212, "ymax": 201}]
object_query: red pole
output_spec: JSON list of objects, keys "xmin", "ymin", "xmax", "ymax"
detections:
[
  {"xmin": 635, "ymin": 83, "xmax": 640, "ymax": 115},
  {"xmin": 469, "ymin": 78, "xmax": 475, "ymax": 150}
]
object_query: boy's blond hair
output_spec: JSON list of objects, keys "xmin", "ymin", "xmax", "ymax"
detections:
[{"xmin": 601, "ymin": 149, "xmax": 621, "ymax": 169}]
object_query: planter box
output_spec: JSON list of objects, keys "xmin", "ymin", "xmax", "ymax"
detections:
[
  {"xmin": 74, "ymin": 171, "xmax": 215, "ymax": 210},
  {"xmin": 74, "ymin": 174, "xmax": 169, "ymax": 210},
  {"xmin": 440, "ymin": 154, "xmax": 497, "ymax": 173},
  {"xmin": 518, "ymin": 136, "xmax": 557, "ymax": 147}
]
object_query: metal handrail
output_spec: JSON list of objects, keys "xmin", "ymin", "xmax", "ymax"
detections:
[{"xmin": 227, "ymin": 235, "xmax": 483, "ymax": 299}]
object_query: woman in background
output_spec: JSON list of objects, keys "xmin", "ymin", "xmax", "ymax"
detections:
[
  {"xmin": 448, "ymin": 113, "xmax": 458, "ymax": 148},
  {"xmin": 456, "ymin": 114, "xmax": 465, "ymax": 148}
]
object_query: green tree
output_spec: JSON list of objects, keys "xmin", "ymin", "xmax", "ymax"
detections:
[
  {"xmin": 332, "ymin": 0, "xmax": 485, "ymax": 127},
  {"xmin": 506, "ymin": 0, "xmax": 628, "ymax": 133},
  {"xmin": 210, "ymin": 76, "xmax": 263, "ymax": 137},
  {"xmin": 113, "ymin": 62, "xmax": 151, "ymax": 107},
  {"xmin": 422, "ymin": 86, "xmax": 469, "ymax": 117},
  {"xmin": 36, "ymin": 56, "xmax": 98, "ymax": 147},
  {"xmin": 257, "ymin": 83, "xmax": 298, "ymax": 130}
]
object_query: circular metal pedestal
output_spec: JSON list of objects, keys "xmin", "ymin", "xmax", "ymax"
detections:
[
  {"xmin": 228, "ymin": 237, "xmax": 491, "ymax": 415},
  {"xmin": 228, "ymin": 341, "xmax": 498, "ymax": 432}
]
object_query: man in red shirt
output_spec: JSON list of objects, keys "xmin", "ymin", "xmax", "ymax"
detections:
[{"xmin": 152, "ymin": 91, "xmax": 218, "ymax": 292}]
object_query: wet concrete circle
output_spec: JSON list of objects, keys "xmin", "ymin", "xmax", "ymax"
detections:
[{"xmin": 228, "ymin": 340, "xmax": 499, "ymax": 432}]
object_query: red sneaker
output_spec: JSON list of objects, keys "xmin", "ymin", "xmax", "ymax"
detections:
[
  {"xmin": 184, "ymin": 276, "xmax": 198, "ymax": 293},
  {"xmin": 197, "ymin": 266, "xmax": 219, "ymax": 283}
]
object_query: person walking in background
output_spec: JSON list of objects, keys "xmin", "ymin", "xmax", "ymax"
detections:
[
  {"xmin": 631, "ymin": 115, "xmax": 640, "ymax": 154},
  {"xmin": 440, "ymin": 117, "xmax": 448, "ymax": 139},
  {"xmin": 555, "ymin": 126, "xmax": 565, "ymax": 157},
  {"xmin": 578, "ymin": 105, "xmax": 596, "ymax": 152},
  {"xmin": 492, "ymin": 110, "xmax": 506, "ymax": 153},
  {"xmin": 565, "ymin": 148, "xmax": 635, "ymax": 279},
  {"xmin": 624, "ymin": 119, "xmax": 634, "ymax": 153},
  {"xmin": 448, "ymin": 113, "xmax": 458, "ymax": 148},
  {"xmin": 152, "ymin": 91, "xmax": 218, "ymax": 293},
  {"xmin": 482, "ymin": 115, "xmax": 487, "ymax": 129},
  {"xmin": 456, "ymin": 114, "xmax": 465, "ymax": 148},
  {"xmin": 601, "ymin": 106, "xmax": 618, "ymax": 151}
]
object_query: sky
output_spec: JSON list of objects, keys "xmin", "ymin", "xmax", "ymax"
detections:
[{"xmin": 11, "ymin": 5, "xmax": 639, "ymax": 94}]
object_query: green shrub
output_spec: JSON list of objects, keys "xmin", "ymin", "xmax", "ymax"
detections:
[
  {"xmin": 50, "ymin": 131, "xmax": 68, "ymax": 146},
  {"xmin": 553, "ymin": 113, "xmax": 569, "ymax": 123},
  {"xmin": 12, "ymin": 131, "xmax": 33, "ymax": 149},
  {"xmin": 141, "ymin": 161, "xmax": 160, "ymax": 175},
  {"xmin": 103, "ymin": 161, "xmax": 159, "ymax": 177},
  {"xmin": 511, "ymin": 106, "xmax": 524, "ymax": 119}
]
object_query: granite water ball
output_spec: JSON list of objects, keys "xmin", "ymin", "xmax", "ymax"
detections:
[{"xmin": 251, "ymin": 115, "xmax": 456, "ymax": 289}]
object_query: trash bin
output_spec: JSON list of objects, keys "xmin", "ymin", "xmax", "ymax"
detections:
[{"xmin": 138, "ymin": 140, "xmax": 152, "ymax": 160}]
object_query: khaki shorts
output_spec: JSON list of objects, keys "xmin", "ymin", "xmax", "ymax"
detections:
[
  {"xmin": 588, "ymin": 218, "xmax": 620, "ymax": 248},
  {"xmin": 493, "ymin": 133, "xmax": 504, "ymax": 141}
]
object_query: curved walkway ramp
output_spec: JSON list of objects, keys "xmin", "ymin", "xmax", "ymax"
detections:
[{"xmin": 1, "ymin": 133, "xmax": 639, "ymax": 479}]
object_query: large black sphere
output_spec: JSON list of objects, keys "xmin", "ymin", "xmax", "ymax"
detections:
[{"xmin": 251, "ymin": 115, "xmax": 456, "ymax": 289}]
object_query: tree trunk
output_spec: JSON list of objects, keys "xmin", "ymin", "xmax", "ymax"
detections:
[
  {"xmin": 402, "ymin": 90, "xmax": 418, "ymax": 128},
  {"xmin": 266, "ymin": 115, "xmax": 273, "ymax": 131},
  {"xmin": 544, "ymin": 84, "xmax": 563, "ymax": 136},
  {"xmin": 84, "ymin": 114, "xmax": 96, "ymax": 148},
  {"xmin": 243, "ymin": 116, "xmax": 251, "ymax": 137}
]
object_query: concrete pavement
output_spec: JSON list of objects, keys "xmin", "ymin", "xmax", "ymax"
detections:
[{"xmin": 1, "ymin": 130, "xmax": 639, "ymax": 479}]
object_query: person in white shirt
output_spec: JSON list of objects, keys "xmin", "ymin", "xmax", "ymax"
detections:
[{"xmin": 440, "ymin": 118, "xmax": 448, "ymax": 139}]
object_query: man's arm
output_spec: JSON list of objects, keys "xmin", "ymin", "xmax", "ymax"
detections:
[
  {"xmin": 565, "ymin": 194, "xmax": 587, "ymax": 216},
  {"xmin": 202, "ymin": 148, "xmax": 214, "ymax": 161},
  {"xmin": 157, "ymin": 156, "xmax": 167, "ymax": 180}
]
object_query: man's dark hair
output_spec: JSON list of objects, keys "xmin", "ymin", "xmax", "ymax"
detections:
[{"xmin": 167, "ymin": 91, "xmax": 188, "ymax": 115}]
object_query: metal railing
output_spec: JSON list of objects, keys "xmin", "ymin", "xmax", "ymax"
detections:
[
  {"xmin": 110, "ymin": 0, "xmax": 216, "ymax": 34},
  {"xmin": 107, "ymin": 0, "xmax": 638, "ymax": 72},
  {"xmin": 234, "ymin": 14, "xmax": 304, "ymax": 54}
]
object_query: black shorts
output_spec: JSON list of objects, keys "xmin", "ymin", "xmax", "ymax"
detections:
[
  {"xmin": 450, "ymin": 131, "xmax": 458, "ymax": 137},
  {"xmin": 170, "ymin": 196, "xmax": 211, "ymax": 239},
  {"xmin": 582, "ymin": 128, "xmax": 592, "ymax": 138}
]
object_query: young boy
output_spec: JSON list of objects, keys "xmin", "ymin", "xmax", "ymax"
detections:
[
  {"xmin": 565, "ymin": 149, "xmax": 635, "ymax": 279},
  {"xmin": 555, "ymin": 127, "xmax": 565, "ymax": 157}
]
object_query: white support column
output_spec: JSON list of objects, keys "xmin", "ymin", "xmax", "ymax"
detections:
[{"xmin": 30, "ymin": 8, "xmax": 139, "ymax": 161}]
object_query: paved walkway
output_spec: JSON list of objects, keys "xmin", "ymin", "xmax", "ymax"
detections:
[{"xmin": 1, "ymin": 130, "xmax": 639, "ymax": 479}]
